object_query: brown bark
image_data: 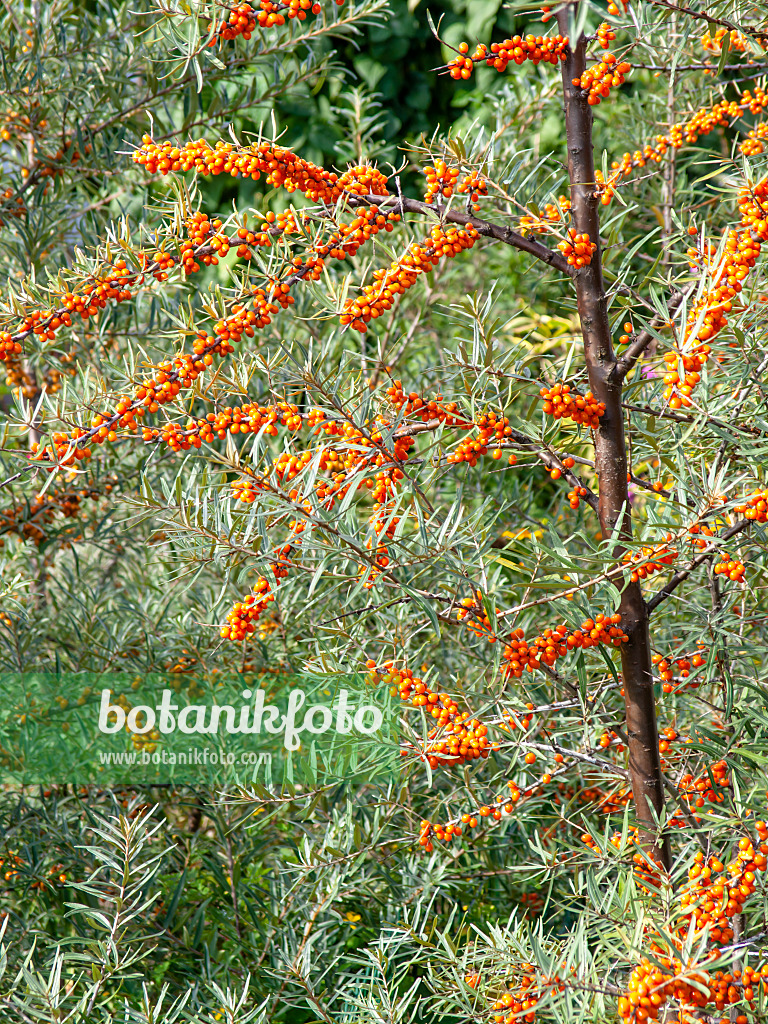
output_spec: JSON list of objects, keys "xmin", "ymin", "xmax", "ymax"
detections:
[{"xmin": 556, "ymin": 8, "xmax": 671, "ymax": 870}]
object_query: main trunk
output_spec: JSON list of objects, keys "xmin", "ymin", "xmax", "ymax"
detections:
[{"xmin": 556, "ymin": 9, "xmax": 671, "ymax": 870}]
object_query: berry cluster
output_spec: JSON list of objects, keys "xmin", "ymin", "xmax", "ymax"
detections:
[
  {"xmin": 456, "ymin": 590, "xmax": 494, "ymax": 640},
  {"xmin": 447, "ymin": 410, "xmax": 514, "ymax": 466},
  {"xmin": 519, "ymin": 196, "xmax": 571, "ymax": 235},
  {"xmin": 713, "ymin": 551, "xmax": 745, "ymax": 583},
  {"xmin": 418, "ymin": 792, "xmax": 518, "ymax": 850},
  {"xmin": 597, "ymin": 21, "xmax": 616, "ymax": 48},
  {"xmin": 31, "ymin": 334, "xmax": 233, "ymax": 466},
  {"xmin": 660, "ymin": 180, "xmax": 768, "ymax": 409},
  {"xmin": 571, "ymin": 53, "xmax": 631, "ymax": 106},
  {"xmin": 422, "ymin": 160, "xmax": 459, "ymax": 203},
  {"xmin": 456, "ymin": 170, "xmax": 487, "ymax": 211},
  {"xmin": 595, "ymin": 86, "xmax": 768, "ymax": 205},
  {"xmin": 212, "ymin": 2, "xmax": 256, "ymax": 41},
  {"xmin": 422, "ymin": 165, "xmax": 487, "ymax": 210},
  {"xmin": 597, "ymin": 728, "xmax": 622, "ymax": 750},
  {"xmin": 622, "ymin": 539, "xmax": 677, "ymax": 583},
  {"xmin": 740, "ymin": 121, "xmax": 768, "ymax": 155},
  {"xmin": 316, "ymin": 204, "xmax": 399, "ymax": 261},
  {"xmin": 566, "ymin": 482, "xmax": 589, "ymax": 509},
  {"xmin": 734, "ymin": 487, "xmax": 768, "ymax": 521},
  {"xmin": 367, "ymin": 661, "xmax": 495, "ymax": 770},
  {"xmin": 361, "ymin": 505, "xmax": 400, "ymax": 587},
  {"xmin": 490, "ymin": 967, "xmax": 546, "ymax": 1024},
  {"xmin": 340, "ymin": 223, "xmax": 479, "ymax": 333},
  {"xmin": 210, "ymin": 0, "xmax": 343, "ymax": 41},
  {"xmin": 133, "ymin": 136, "xmax": 373, "ymax": 204},
  {"xmin": 539, "ymin": 382, "xmax": 605, "ymax": 429},
  {"xmin": 30, "ymin": 140, "xmax": 93, "ymax": 183},
  {"xmin": 701, "ymin": 27, "xmax": 748, "ymax": 55},
  {"xmin": 678, "ymin": 759, "xmax": 729, "ymax": 815},
  {"xmin": 619, "ymin": 828, "xmax": 768, "ymax": 1022},
  {"xmin": 556, "ymin": 229, "xmax": 596, "ymax": 267},
  {"xmin": 660, "ymin": 348, "xmax": 703, "ymax": 410},
  {"xmin": 4, "ymin": 360, "xmax": 71, "ymax": 400},
  {"xmin": 447, "ymin": 33, "xmax": 568, "ymax": 80},
  {"xmin": 502, "ymin": 614, "xmax": 628, "ymax": 678},
  {"xmin": 221, "ymin": 517, "xmax": 307, "ymax": 640},
  {"xmin": 0, "ymin": 258, "xmax": 134, "ymax": 363},
  {"xmin": 617, "ymin": 320, "xmax": 634, "ymax": 345},
  {"xmin": 181, "ymin": 212, "xmax": 229, "ymax": 272},
  {"xmin": 149, "ymin": 400, "xmax": 310, "ymax": 455}
]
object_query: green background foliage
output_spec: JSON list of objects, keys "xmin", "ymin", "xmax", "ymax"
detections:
[{"xmin": 1, "ymin": 0, "xmax": 768, "ymax": 1022}]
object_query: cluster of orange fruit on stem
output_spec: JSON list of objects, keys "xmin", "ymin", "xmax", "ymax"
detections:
[
  {"xmin": 149, "ymin": 400, "xmax": 310, "ymax": 454},
  {"xmin": 447, "ymin": 410, "xmax": 516, "ymax": 467},
  {"xmin": 447, "ymin": 33, "xmax": 568, "ymax": 80},
  {"xmin": 491, "ymin": 966, "xmax": 561, "ymax": 1024},
  {"xmin": 740, "ymin": 120, "xmax": 768, "ymax": 156},
  {"xmin": 597, "ymin": 20, "xmax": 616, "ymax": 48},
  {"xmin": 594, "ymin": 86, "xmax": 768, "ymax": 204},
  {"xmin": 181, "ymin": 211, "xmax": 230, "ymax": 272},
  {"xmin": 519, "ymin": 196, "xmax": 571, "ymax": 235},
  {"xmin": 340, "ymin": 223, "xmax": 480, "ymax": 332},
  {"xmin": 368, "ymin": 661, "xmax": 496, "ymax": 771},
  {"xmin": 210, "ymin": 0, "xmax": 344, "ymax": 41},
  {"xmin": 660, "ymin": 178, "xmax": 768, "ymax": 410},
  {"xmin": 713, "ymin": 550, "xmax": 746, "ymax": 583},
  {"xmin": 422, "ymin": 163, "xmax": 488, "ymax": 212},
  {"xmin": 572, "ymin": 53, "xmax": 631, "ymax": 106},
  {"xmin": 652, "ymin": 650, "xmax": 705, "ymax": 694},
  {"xmin": 734, "ymin": 487, "xmax": 768, "ymax": 521},
  {"xmin": 618, "ymin": 825, "xmax": 768, "ymax": 1023},
  {"xmin": 502, "ymin": 614, "xmax": 628, "ymax": 678},
  {"xmin": 132, "ymin": 136, "xmax": 385, "ymax": 202},
  {"xmin": 422, "ymin": 160, "xmax": 459, "ymax": 204},
  {"xmin": 0, "ymin": 483, "xmax": 109, "ymax": 548},
  {"xmin": 566, "ymin": 479, "xmax": 589, "ymax": 508},
  {"xmin": 701, "ymin": 27, "xmax": 748, "ymax": 54},
  {"xmin": 29, "ymin": 311, "xmax": 262, "ymax": 466},
  {"xmin": 0, "ymin": 257, "xmax": 135, "ymax": 365},
  {"xmin": 456, "ymin": 170, "xmax": 487, "ymax": 211},
  {"xmin": 556, "ymin": 229, "xmax": 596, "ymax": 267},
  {"xmin": 539, "ymin": 382, "xmax": 605, "ymax": 430},
  {"xmin": 677, "ymin": 758, "xmax": 729, "ymax": 818},
  {"xmin": 622, "ymin": 539, "xmax": 677, "ymax": 583}
]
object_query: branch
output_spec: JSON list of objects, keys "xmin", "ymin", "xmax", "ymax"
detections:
[
  {"xmin": 646, "ymin": 0, "xmax": 768, "ymax": 44},
  {"xmin": 646, "ymin": 519, "xmax": 751, "ymax": 614},
  {"xmin": 346, "ymin": 192, "xmax": 575, "ymax": 276},
  {"xmin": 623, "ymin": 402, "xmax": 763, "ymax": 437},
  {"xmin": 394, "ymin": 416, "xmax": 599, "ymax": 511}
]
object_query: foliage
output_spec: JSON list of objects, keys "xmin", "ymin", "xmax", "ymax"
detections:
[{"xmin": 2, "ymin": 0, "xmax": 768, "ymax": 1023}]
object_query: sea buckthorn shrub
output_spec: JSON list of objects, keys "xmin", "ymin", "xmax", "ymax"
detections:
[{"xmin": 3, "ymin": 2, "xmax": 768, "ymax": 1024}]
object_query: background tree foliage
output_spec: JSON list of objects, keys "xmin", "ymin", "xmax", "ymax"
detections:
[{"xmin": 1, "ymin": 1, "xmax": 768, "ymax": 1023}]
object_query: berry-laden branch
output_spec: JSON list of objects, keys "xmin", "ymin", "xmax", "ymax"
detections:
[
  {"xmin": 556, "ymin": 5, "xmax": 670, "ymax": 872},
  {"xmin": 0, "ymin": 136, "xmax": 574, "ymax": 376},
  {"xmin": 646, "ymin": 518, "xmax": 752, "ymax": 614}
]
